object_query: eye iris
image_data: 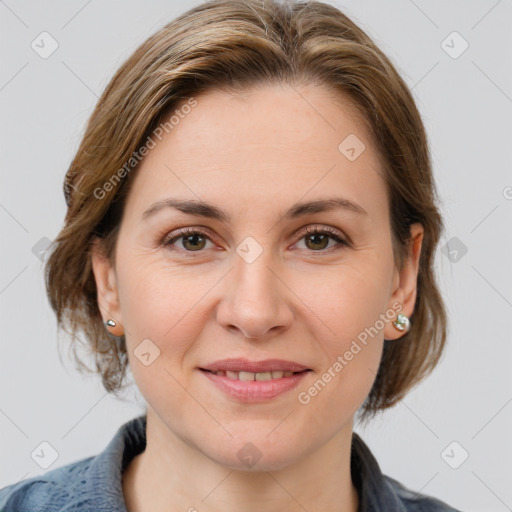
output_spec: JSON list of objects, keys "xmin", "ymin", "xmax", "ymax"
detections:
[
  {"xmin": 305, "ymin": 233, "xmax": 329, "ymax": 250},
  {"xmin": 182, "ymin": 233, "xmax": 206, "ymax": 251},
  {"xmin": 171, "ymin": 229, "xmax": 339, "ymax": 252}
]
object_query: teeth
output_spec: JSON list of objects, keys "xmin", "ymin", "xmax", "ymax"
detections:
[
  {"xmin": 255, "ymin": 372, "xmax": 272, "ymax": 381},
  {"xmin": 213, "ymin": 370, "xmax": 299, "ymax": 380}
]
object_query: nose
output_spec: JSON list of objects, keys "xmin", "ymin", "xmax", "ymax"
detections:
[{"xmin": 215, "ymin": 249, "xmax": 294, "ymax": 340}]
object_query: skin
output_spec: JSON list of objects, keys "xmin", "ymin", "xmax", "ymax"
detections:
[{"xmin": 92, "ymin": 83, "xmax": 423, "ymax": 512}]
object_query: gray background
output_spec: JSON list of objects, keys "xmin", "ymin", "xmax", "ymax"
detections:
[{"xmin": 1, "ymin": 1, "xmax": 511, "ymax": 510}]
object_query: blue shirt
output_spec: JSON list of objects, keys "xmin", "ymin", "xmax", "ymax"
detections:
[{"xmin": 0, "ymin": 414, "xmax": 460, "ymax": 511}]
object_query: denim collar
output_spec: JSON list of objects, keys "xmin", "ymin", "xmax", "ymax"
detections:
[{"xmin": 85, "ymin": 414, "xmax": 407, "ymax": 512}]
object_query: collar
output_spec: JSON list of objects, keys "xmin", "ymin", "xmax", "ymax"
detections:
[{"xmin": 84, "ymin": 414, "xmax": 407, "ymax": 512}]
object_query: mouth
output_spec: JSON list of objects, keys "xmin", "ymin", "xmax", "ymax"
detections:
[
  {"xmin": 199, "ymin": 368, "xmax": 310, "ymax": 381},
  {"xmin": 198, "ymin": 360, "xmax": 312, "ymax": 402},
  {"xmin": 199, "ymin": 357, "xmax": 311, "ymax": 374}
]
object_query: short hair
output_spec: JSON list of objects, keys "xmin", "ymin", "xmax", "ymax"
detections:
[{"xmin": 45, "ymin": 0, "xmax": 447, "ymax": 423}]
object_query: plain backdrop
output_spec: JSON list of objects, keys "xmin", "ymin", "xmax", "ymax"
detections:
[{"xmin": 1, "ymin": 1, "xmax": 511, "ymax": 511}]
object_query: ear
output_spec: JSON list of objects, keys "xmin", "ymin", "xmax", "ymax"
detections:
[
  {"xmin": 91, "ymin": 237, "xmax": 123, "ymax": 334},
  {"xmin": 383, "ymin": 223, "xmax": 424, "ymax": 340}
]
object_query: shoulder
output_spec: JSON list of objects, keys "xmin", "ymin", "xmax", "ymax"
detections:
[
  {"xmin": 383, "ymin": 475, "xmax": 462, "ymax": 512},
  {"xmin": 0, "ymin": 415, "xmax": 146, "ymax": 512},
  {"xmin": 350, "ymin": 431, "xmax": 461, "ymax": 511},
  {"xmin": 0, "ymin": 457, "xmax": 95, "ymax": 512}
]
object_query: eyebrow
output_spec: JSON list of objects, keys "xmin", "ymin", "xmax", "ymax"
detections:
[{"xmin": 142, "ymin": 197, "xmax": 368, "ymax": 223}]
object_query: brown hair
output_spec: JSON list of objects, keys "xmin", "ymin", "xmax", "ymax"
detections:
[{"xmin": 45, "ymin": 0, "xmax": 447, "ymax": 422}]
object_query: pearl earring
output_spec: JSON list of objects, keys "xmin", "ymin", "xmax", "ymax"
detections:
[
  {"xmin": 104, "ymin": 318, "xmax": 124, "ymax": 337},
  {"xmin": 392, "ymin": 312, "xmax": 410, "ymax": 333}
]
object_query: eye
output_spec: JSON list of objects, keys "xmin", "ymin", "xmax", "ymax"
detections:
[
  {"xmin": 293, "ymin": 225, "xmax": 348, "ymax": 252},
  {"xmin": 162, "ymin": 227, "xmax": 216, "ymax": 253},
  {"xmin": 161, "ymin": 225, "xmax": 348, "ymax": 255}
]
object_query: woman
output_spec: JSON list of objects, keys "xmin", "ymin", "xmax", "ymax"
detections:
[{"xmin": 0, "ymin": 0, "xmax": 460, "ymax": 510}]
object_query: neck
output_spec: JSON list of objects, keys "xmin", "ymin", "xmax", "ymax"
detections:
[{"xmin": 122, "ymin": 410, "xmax": 360, "ymax": 512}]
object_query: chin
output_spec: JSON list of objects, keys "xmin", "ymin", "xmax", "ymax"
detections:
[
  {"xmin": 210, "ymin": 448, "xmax": 301, "ymax": 473},
  {"xmin": 197, "ymin": 433, "xmax": 309, "ymax": 473}
]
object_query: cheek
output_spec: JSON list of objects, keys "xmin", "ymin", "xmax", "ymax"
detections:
[
  {"xmin": 300, "ymin": 253, "xmax": 393, "ymax": 345},
  {"xmin": 117, "ymin": 254, "xmax": 224, "ymax": 396},
  {"xmin": 296, "ymin": 296, "xmax": 385, "ymax": 431},
  {"xmin": 118, "ymin": 253, "xmax": 210, "ymax": 337},
  {"xmin": 293, "ymin": 257, "xmax": 391, "ymax": 410}
]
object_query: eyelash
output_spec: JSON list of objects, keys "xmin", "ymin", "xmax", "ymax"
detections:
[{"xmin": 161, "ymin": 225, "xmax": 349, "ymax": 255}]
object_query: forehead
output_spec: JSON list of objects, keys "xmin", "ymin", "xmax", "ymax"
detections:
[{"xmin": 123, "ymin": 83, "xmax": 387, "ymax": 219}]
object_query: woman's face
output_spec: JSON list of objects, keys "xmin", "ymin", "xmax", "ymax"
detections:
[{"xmin": 93, "ymin": 83, "xmax": 422, "ymax": 470}]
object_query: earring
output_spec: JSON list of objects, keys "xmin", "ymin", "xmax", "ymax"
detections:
[
  {"xmin": 392, "ymin": 312, "xmax": 410, "ymax": 333},
  {"xmin": 104, "ymin": 318, "xmax": 124, "ymax": 337}
]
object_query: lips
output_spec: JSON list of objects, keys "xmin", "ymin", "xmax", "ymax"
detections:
[
  {"xmin": 204, "ymin": 369, "xmax": 298, "ymax": 381},
  {"xmin": 198, "ymin": 358, "xmax": 312, "ymax": 402},
  {"xmin": 200, "ymin": 368, "xmax": 310, "ymax": 402},
  {"xmin": 200, "ymin": 358, "xmax": 310, "ymax": 374}
]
